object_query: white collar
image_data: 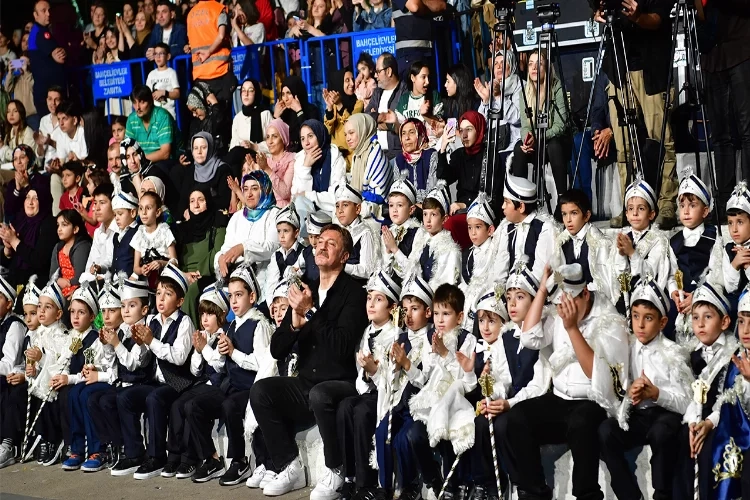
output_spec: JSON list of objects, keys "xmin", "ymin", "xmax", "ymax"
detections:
[
  {"xmin": 233, "ymin": 307, "xmax": 257, "ymax": 328},
  {"xmin": 73, "ymin": 326, "xmax": 93, "ymax": 336},
  {"xmin": 635, "ymin": 332, "xmax": 663, "ymax": 354},
  {"xmin": 408, "ymin": 325, "xmax": 429, "ymax": 338},
  {"xmin": 569, "ymin": 223, "xmax": 590, "ymax": 242},
  {"xmin": 696, "ymin": 332, "xmax": 726, "ymax": 352},
  {"xmin": 344, "ymin": 216, "xmax": 363, "ymax": 230},
  {"xmin": 630, "ymin": 225, "xmax": 651, "ymax": 240},
  {"xmin": 117, "ymin": 220, "xmax": 138, "ymax": 236},
  {"xmin": 521, "ymin": 213, "xmax": 536, "ymax": 225},
  {"xmin": 682, "ymin": 223, "xmax": 704, "ymax": 245},
  {"xmin": 279, "ymin": 241, "xmax": 301, "ymax": 257},
  {"xmin": 155, "ymin": 309, "xmax": 181, "ymax": 327}
]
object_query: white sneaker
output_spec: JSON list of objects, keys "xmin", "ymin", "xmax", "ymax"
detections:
[
  {"xmin": 247, "ymin": 464, "xmax": 267, "ymax": 488},
  {"xmin": 260, "ymin": 469, "xmax": 277, "ymax": 488},
  {"xmin": 262, "ymin": 456, "xmax": 306, "ymax": 496},
  {"xmin": 310, "ymin": 467, "xmax": 344, "ymax": 500},
  {"xmin": 0, "ymin": 443, "xmax": 15, "ymax": 469}
]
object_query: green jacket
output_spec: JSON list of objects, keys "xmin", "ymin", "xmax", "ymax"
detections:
[
  {"xmin": 180, "ymin": 226, "xmax": 226, "ymax": 277},
  {"xmin": 521, "ymin": 78, "xmax": 568, "ymax": 140}
]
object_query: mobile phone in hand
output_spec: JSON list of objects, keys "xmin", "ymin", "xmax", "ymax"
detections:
[{"xmin": 446, "ymin": 118, "xmax": 457, "ymax": 136}]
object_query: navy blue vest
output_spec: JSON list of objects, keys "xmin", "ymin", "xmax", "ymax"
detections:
[
  {"xmin": 224, "ymin": 318, "xmax": 258, "ymax": 391},
  {"xmin": 275, "ymin": 244, "xmax": 303, "ymax": 279},
  {"xmin": 149, "ymin": 312, "xmax": 195, "ymax": 392},
  {"xmin": 725, "ymin": 242, "xmax": 749, "ymax": 292},
  {"xmin": 462, "ymin": 247, "xmax": 475, "ymax": 283},
  {"xmin": 69, "ymin": 330, "xmax": 100, "ymax": 375},
  {"xmin": 347, "ymin": 239, "xmax": 362, "ymax": 265},
  {"xmin": 561, "ymin": 237, "xmax": 593, "ymax": 285},
  {"xmin": 113, "ymin": 226, "xmax": 138, "ymax": 276},
  {"xmin": 196, "ymin": 334, "xmax": 224, "ymax": 387},
  {"xmin": 397, "ymin": 226, "xmax": 420, "ymax": 258},
  {"xmin": 302, "ymin": 246, "xmax": 320, "ymax": 282},
  {"xmin": 501, "ymin": 329, "xmax": 539, "ymax": 398},
  {"xmin": 0, "ymin": 316, "xmax": 25, "ymax": 368},
  {"xmin": 671, "ymin": 225, "xmax": 716, "ymax": 293},
  {"xmin": 420, "ymin": 244, "xmax": 435, "ymax": 282},
  {"xmin": 116, "ymin": 326, "xmax": 157, "ymax": 384},
  {"xmin": 508, "ymin": 218, "xmax": 544, "ymax": 270}
]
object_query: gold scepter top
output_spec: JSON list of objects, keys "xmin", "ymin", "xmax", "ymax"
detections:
[
  {"xmin": 390, "ymin": 306, "xmax": 405, "ymax": 329},
  {"xmin": 617, "ymin": 272, "xmax": 632, "ymax": 294},
  {"xmin": 69, "ymin": 336, "xmax": 83, "ymax": 355},
  {"xmin": 478, "ymin": 371, "xmax": 495, "ymax": 399},
  {"xmin": 675, "ymin": 269, "xmax": 684, "ymax": 291}
]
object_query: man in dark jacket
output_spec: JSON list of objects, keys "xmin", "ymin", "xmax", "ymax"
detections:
[
  {"xmin": 249, "ymin": 225, "xmax": 369, "ymax": 497},
  {"xmin": 366, "ymin": 52, "xmax": 408, "ymax": 160},
  {"xmin": 146, "ymin": 0, "xmax": 189, "ymax": 60}
]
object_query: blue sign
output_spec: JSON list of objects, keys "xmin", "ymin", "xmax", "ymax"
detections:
[
  {"xmin": 92, "ymin": 61, "xmax": 133, "ymax": 101},
  {"xmin": 232, "ymin": 46, "xmax": 261, "ymax": 83},
  {"xmin": 351, "ymin": 31, "xmax": 396, "ymax": 72}
]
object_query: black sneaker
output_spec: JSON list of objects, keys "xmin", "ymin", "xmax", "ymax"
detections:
[
  {"xmin": 161, "ymin": 460, "xmax": 180, "ymax": 478},
  {"xmin": 111, "ymin": 456, "xmax": 144, "ymax": 477},
  {"xmin": 339, "ymin": 481, "xmax": 357, "ymax": 500},
  {"xmin": 455, "ymin": 485, "xmax": 470, "ymax": 500},
  {"xmin": 36, "ymin": 441, "xmax": 48, "ymax": 465},
  {"xmin": 42, "ymin": 441, "xmax": 63, "ymax": 466},
  {"xmin": 176, "ymin": 462, "xmax": 196, "ymax": 479},
  {"xmin": 400, "ymin": 482, "xmax": 422, "ymax": 500},
  {"xmin": 133, "ymin": 456, "xmax": 166, "ymax": 480},
  {"xmin": 218, "ymin": 458, "xmax": 251, "ymax": 486},
  {"xmin": 352, "ymin": 487, "xmax": 387, "ymax": 500},
  {"xmin": 192, "ymin": 456, "xmax": 226, "ymax": 483}
]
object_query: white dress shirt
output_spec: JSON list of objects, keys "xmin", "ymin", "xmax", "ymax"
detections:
[
  {"xmin": 713, "ymin": 237, "xmax": 750, "ymax": 294},
  {"xmin": 227, "ymin": 308, "xmax": 275, "ymax": 373},
  {"xmin": 190, "ymin": 328, "xmax": 225, "ymax": 379},
  {"xmin": 147, "ymin": 311, "xmax": 194, "ymax": 384},
  {"xmin": 0, "ymin": 314, "xmax": 26, "ymax": 376},
  {"xmin": 113, "ymin": 320, "xmax": 152, "ymax": 386},
  {"xmin": 265, "ymin": 241, "xmax": 304, "ymax": 306},
  {"xmin": 343, "ymin": 217, "xmax": 381, "ymax": 280},
  {"xmin": 38, "ymin": 113, "xmax": 59, "ymax": 167},
  {"xmin": 80, "ymin": 219, "xmax": 119, "ymax": 283},
  {"xmin": 629, "ymin": 333, "xmax": 692, "ymax": 414},
  {"xmin": 612, "ymin": 226, "xmax": 671, "ymax": 294},
  {"xmin": 493, "ymin": 213, "xmax": 557, "ymax": 285},
  {"xmin": 53, "ymin": 125, "xmax": 88, "ymax": 161}
]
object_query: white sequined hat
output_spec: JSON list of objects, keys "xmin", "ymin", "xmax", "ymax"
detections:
[
  {"xmin": 111, "ymin": 191, "xmax": 139, "ymax": 211},
  {"xmin": 71, "ymin": 282, "xmax": 100, "ymax": 316},
  {"xmin": 366, "ymin": 269, "xmax": 402, "ymax": 303},
  {"xmin": 467, "ymin": 192, "xmax": 495, "ymax": 226},
  {"xmin": 307, "ymin": 211, "xmax": 333, "ymax": 235},
  {"xmin": 693, "ymin": 282, "xmax": 731, "ymax": 317},
  {"xmin": 22, "ymin": 275, "xmax": 42, "ymax": 307},
  {"xmin": 678, "ymin": 174, "xmax": 713, "ymax": 212},
  {"xmin": 335, "ymin": 183, "xmax": 363, "ymax": 204},
  {"xmin": 727, "ymin": 181, "xmax": 750, "ymax": 215},
  {"xmin": 630, "ymin": 275, "xmax": 670, "ymax": 317},
  {"xmin": 400, "ymin": 274, "xmax": 433, "ymax": 308},
  {"xmin": 425, "ymin": 179, "xmax": 450, "ymax": 214},
  {"xmin": 276, "ymin": 203, "xmax": 301, "ymax": 229},
  {"xmin": 230, "ymin": 264, "xmax": 260, "ymax": 296},
  {"xmin": 200, "ymin": 281, "xmax": 230, "ymax": 312},
  {"xmin": 474, "ymin": 283, "xmax": 509, "ymax": 322},
  {"xmin": 625, "ymin": 175, "xmax": 657, "ymax": 211},
  {"xmin": 389, "ymin": 170, "xmax": 417, "ymax": 205},
  {"xmin": 546, "ymin": 264, "xmax": 586, "ymax": 305},
  {"xmin": 503, "ymin": 174, "xmax": 536, "ymax": 204},
  {"xmin": 505, "ymin": 255, "xmax": 539, "ymax": 297}
]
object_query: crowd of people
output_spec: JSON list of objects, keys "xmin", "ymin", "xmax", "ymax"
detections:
[{"xmin": 0, "ymin": 1, "xmax": 749, "ymax": 500}]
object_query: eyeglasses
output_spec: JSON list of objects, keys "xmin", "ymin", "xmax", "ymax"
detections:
[
  {"xmin": 375, "ymin": 68, "xmax": 385, "ymax": 75},
  {"xmin": 154, "ymin": 51, "xmax": 168, "ymax": 56}
]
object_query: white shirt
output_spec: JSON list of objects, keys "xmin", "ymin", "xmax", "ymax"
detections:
[
  {"xmin": 231, "ymin": 23, "xmax": 265, "ymax": 46},
  {"xmin": 147, "ymin": 311, "xmax": 194, "ymax": 384},
  {"xmin": 81, "ymin": 219, "xmax": 118, "ymax": 283},
  {"xmin": 342, "ymin": 217, "xmax": 381, "ymax": 280},
  {"xmin": 667, "ymin": 224, "xmax": 716, "ymax": 295},
  {"xmin": 630, "ymin": 333, "xmax": 692, "ymax": 414},
  {"xmin": 612, "ymin": 225, "xmax": 671, "ymax": 294},
  {"xmin": 190, "ymin": 329, "xmax": 225, "ymax": 379},
  {"xmin": 227, "ymin": 308, "xmax": 274, "ymax": 372},
  {"xmin": 0, "ymin": 314, "xmax": 26, "ymax": 377},
  {"xmin": 54, "ymin": 125, "xmax": 88, "ymax": 162},
  {"xmin": 113, "ymin": 321, "xmax": 152, "ymax": 386},
  {"xmin": 229, "ymin": 109, "xmax": 273, "ymax": 150},
  {"xmin": 377, "ymin": 88, "xmax": 395, "ymax": 147},
  {"xmin": 493, "ymin": 213, "xmax": 557, "ymax": 285},
  {"xmin": 161, "ymin": 27, "xmax": 172, "ymax": 44},
  {"xmin": 38, "ymin": 113, "xmax": 59, "ymax": 167},
  {"xmin": 146, "ymin": 67, "xmax": 180, "ymax": 119},
  {"xmin": 318, "ymin": 286, "xmax": 330, "ymax": 306},
  {"xmin": 713, "ymin": 237, "xmax": 750, "ymax": 294}
]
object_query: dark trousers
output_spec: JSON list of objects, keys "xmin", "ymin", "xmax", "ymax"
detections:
[
  {"xmin": 249, "ymin": 376, "xmax": 317, "ymax": 472},
  {"xmin": 674, "ymin": 423, "xmax": 715, "ymax": 499},
  {"xmin": 117, "ymin": 383, "xmax": 179, "ymax": 459},
  {"xmin": 511, "ymin": 136, "xmax": 571, "ymax": 200},
  {"xmin": 705, "ymin": 57, "xmax": 750, "ymax": 218},
  {"xmin": 58, "ymin": 385, "xmax": 72, "ymax": 447},
  {"xmin": 33, "ymin": 395, "xmax": 63, "ymax": 444},
  {"xmin": 166, "ymin": 382, "xmax": 215, "ymax": 464},
  {"xmin": 308, "ymin": 380, "xmax": 359, "ymax": 470},
  {"xmin": 337, "ymin": 393, "xmax": 378, "ymax": 488},
  {"xmin": 68, "ymin": 382, "xmax": 111, "ymax": 456},
  {"xmin": 184, "ymin": 385, "xmax": 251, "ymax": 461},
  {"xmin": 498, "ymin": 392, "xmax": 607, "ymax": 500},
  {"xmin": 87, "ymin": 386, "xmax": 123, "ymax": 447},
  {"xmin": 471, "ymin": 412, "xmax": 510, "ymax": 495},
  {"xmin": 598, "ymin": 407, "xmax": 682, "ymax": 500},
  {"xmin": 0, "ymin": 379, "xmax": 27, "ymax": 444},
  {"xmin": 375, "ymin": 405, "xmax": 417, "ymax": 491},
  {"xmin": 407, "ymin": 420, "xmax": 464, "ymax": 486}
]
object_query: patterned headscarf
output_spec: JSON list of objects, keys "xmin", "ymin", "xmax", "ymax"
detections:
[
  {"xmin": 400, "ymin": 118, "xmax": 429, "ymax": 164},
  {"xmin": 242, "ymin": 170, "xmax": 276, "ymax": 222},
  {"xmin": 119, "ymin": 137, "xmax": 149, "ymax": 175}
]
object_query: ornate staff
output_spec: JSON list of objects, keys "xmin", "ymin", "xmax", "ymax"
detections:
[
  {"xmin": 618, "ymin": 271, "xmax": 632, "ymax": 329},
  {"xmin": 674, "ymin": 269, "xmax": 690, "ymax": 344},
  {"xmin": 386, "ymin": 306, "xmax": 405, "ymax": 444},
  {"xmin": 691, "ymin": 378, "xmax": 709, "ymax": 500},
  {"xmin": 22, "ymin": 334, "xmax": 83, "ymax": 461},
  {"xmin": 20, "ymin": 341, "xmax": 39, "ymax": 461},
  {"xmin": 478, "ymin": 368, "xmax": 503, "ymax": 498}
]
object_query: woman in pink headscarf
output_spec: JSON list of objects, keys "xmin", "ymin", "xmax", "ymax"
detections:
[{"xmin": 241, "ymin": 118, "xmax": 296, "ymax": 207}]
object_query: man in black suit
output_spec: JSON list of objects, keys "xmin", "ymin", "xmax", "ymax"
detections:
[{"xmin": 249, "ymin": 225, "xmax": 369, "ymax": 498}]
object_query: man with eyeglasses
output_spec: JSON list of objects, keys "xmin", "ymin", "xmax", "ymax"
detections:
[{"xmin": 366, "ymin": 52, "xmax": 407, "ymax": 160}]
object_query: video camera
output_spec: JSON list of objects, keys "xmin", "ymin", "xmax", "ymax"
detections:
[{"xmin": 536, "ymin": 3, "xmax": 561, "ymax": 24}]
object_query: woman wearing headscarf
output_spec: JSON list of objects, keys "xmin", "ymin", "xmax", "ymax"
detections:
[
  {"xmin": 475, "ymin": 49, "xmax": 523, "ymax": 156},
  {"xmin": 240, "ymin": 118, "xmax": 296, "ymax": 207},
  {"xmin": 274, "ymin": 76, "xmax": 319, "ymax": 152},
  {"xmin": 345, "ymin": 113, "xmax": 392, "ymax": 217},
  {"xmin": 214, "ymin": 171, "xmax": 280, "ymax": 286},
  {"xmin": 187, "ymin": 82, "xmax": 231, "ymax": 157},
  {"xmin": 0, "ymin": 187, "xmax": 57, "ymax": 286},
  {"xmin": 178, "ymin": 132, "xmax": 233, "ymax": 218},
  {"xmin": 227, "ymin": 79, "xmax": 273, "ymax": 169},
  {"xmin": 438, "ymin": 110, "xmax": 503, "ymax": 248},
  {"xmin": 391, "ymin": 118, "xmax": 438, "ymax": 204},
  {"xmin": 323, "ymin": 67, "xmax": 364, "ymax": 162},
  {"xmin": 119, "ymin": 137, "xmax": 177, "ymax": 210},
  {"xmin": 3, "ymin": 144, "xmax": 51, "ymax": 223},
  {"xmin": 291, "ymin": 119, "xmax": 347, "ymax": 216}
]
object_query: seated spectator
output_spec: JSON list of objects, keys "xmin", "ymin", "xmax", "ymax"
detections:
[
  {"xmin": 240, "ymin": 118, "xmax": 296, "ymax": 207},
  {"xmin": 291, "ymin": 119, "xmax": 347, "ymax": 215},
  {"xmin": 3, "ymin": 145, "xmax": 51, "ymax": 223},
  {"xmin": 81, "ymin": 110, "xmax": 111, "ymax": 169},
  {"xmin": 230, "ymin": 0, "xmax": 266, "ymax": 46},
  {"xmin": 80, "ymin": 167, "xmax": 109, "ymax": 236},
  {"xmin": 396, "ymin": 61, "xmax": 442, "ymax": 122},
  {"xmin": 146, "ymin": 0, "xmax": 188, "ymax": 59},
  {"xmin": 49, "ymin": 209, "xmax": 92, "ymax": 299},
  {"xmin": 275, "ymin": 75, "xmax": 319, "ymax": 152},
  {"xmin": 0, "ymin": 187, "xmax": 57, "ymax": 287},
  {"xmin": 288, "ymin": 0, "xmax": 334, "ymax": 38},
  {"xmin": 118, "ymin": 10, "xmax": 152, "ymax": 59},
  {"xmin": 110, "ymin": 115, "xmax": 127, "ymax": 144},
  {"xmin": 442, "ymin": 64, "xmax": 478, "ymax": 121},
  {"xmin": 366, "ymin": 52, "xmax": 407, "ymax": 160},
  {"xmin": 145, "ymin": 42, "xmax": 181, "ymax": 120},
  {"xmin": 352, "ymin": 0, "xmax": 392, "ymax": 31},
  {"xmin": 226, "ymin": 79, "xmax": 272, "ymax": 170},
  {"xmin": 121, "ymin": 1, "xmax": 137, "ymax": 37},
  {"xmin": 119, "ymin": 137, "xmax": 177, "ymax": 211},
  {"xmin": 0, "ymin": 100, "xmax": 34, "ymax": 169},
  {"xmin": 125, "ymin": 85, "xmax": 179, "ymax": 164},
  {"xmin": 354, "ymin": 52, "xmax": 377, "ymax": 110},
  {"xmin": 346, "ymin": 113, "xmax": 392, "ymax": 214},
  {"xmin": 139, "ymin": 175, "xmax": 174, "ymax": 224},
  {"xmin": 187, "ymin": 82, "xmax": 231, "ymax": 156},
  {"xmin": 323, "ymin": 68, "xmax": 363, "ymax": 162},
  {"xmin": 177, "ymin": 132, "xmax": 232, "ymax": 217},
  {"xmin": 3, "ymin": 57, "xmax": 37, "ymax": 129},
  {"xmin": 52, "ymin": 100, "xmax": 88, "ymax": 164},
  {"xmin": 391, "ymin": 118, "xmax": 437, "ymax": 203},
  {"xmin": 475, "ymin": 49, "xmax": 522, "ymax": 157},
  {"xmin": 34, "ymin": 86, "xmax": 62, "ymax": 169},
  {"xmin": 58, "ymin": 161, "xmax": 85, "ymax": 212}
]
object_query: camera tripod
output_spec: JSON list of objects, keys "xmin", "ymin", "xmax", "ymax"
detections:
[
  {"xmin": 571, "ymin": 10, "xmax": 646, "ymax": 207},
  {"xmin": 656, "ymin": 0, "xmax": 721, "ymax": 232}
]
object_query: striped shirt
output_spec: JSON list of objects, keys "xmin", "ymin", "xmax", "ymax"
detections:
[
  {"xmin": 361, "ymin": 141, "xmax": 393, "ymax": 205},
  {"xmin": 125, "ymin": 106, "xmax": 178, "ymax": 158}
]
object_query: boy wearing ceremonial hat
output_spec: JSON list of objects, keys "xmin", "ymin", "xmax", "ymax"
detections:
[
  {"xmin": 493, "ymin": 175, "xmax": 556, "ymax": 286},
  {"xmin": 381, "ymin": 275, "xmax": 434, "ymax": 499},
  {"xmin": 114, "ymin": 264, "xmax": 197, "ymax": 480},
  {"xmin": 293, "ymin": 211, "xmax": 332, "ymax": 282},
  {"xmin": 93, "ymin": 277, "xmax": 154, "ymax": 475},
  {"xmin": 498, "ymin": 263, "xmax": 629, "ymax": 500},
  {"xmin": 382, "ymin": 173, "xmax": 426, "ymax": 278},
  {"xmin": 674, "ymin": 282, "xmax": 740, "ymax": 498},
  {"xmin": 0, "ymin": 275, "xmax": 28, "ymax": 469},
  {"xmin": 598, "ymin": 275, "xmax": 693, "ymax": 500},
  {"xmin": 266, "ymin": 204, "xmax": 305, "ymax": 307},
  {"xmin": 186, "ymin": 265, "xmax": 276, "ymax": 486},
  {"xmin": 111, "ymin": 191, "xmax": 140, "ymax": 277},
  {"xmin": 332, "ymin": 269, "xmax": 402, "ymax": 500},
  {"xmin": 334, "ymin": 183, "xmax": 381, "ymax": 281},
  {"xmin": 611, "ymin": 176, "xmax": 671, "ymax": 311},
  {"xmin": 406, "ymin": 180, "xmax": 461, "ymax": 291}
]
